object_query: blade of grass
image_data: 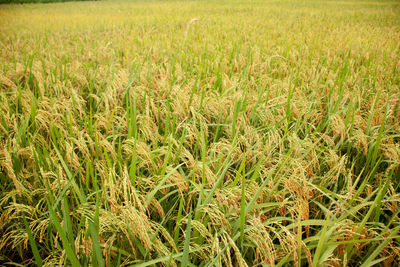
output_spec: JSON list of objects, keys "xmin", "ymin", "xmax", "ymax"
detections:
[
  {"xmin": 182, "ymin": 210, "xmax": 192, "ymax": 267},
  {"xmin": 22, "ymin": 213, "xmax": 43, "ymax": 267}
]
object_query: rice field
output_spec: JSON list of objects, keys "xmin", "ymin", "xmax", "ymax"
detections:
[{"xmin": 0, "ymin": 0, "xmax": 400, "ymax": 265}]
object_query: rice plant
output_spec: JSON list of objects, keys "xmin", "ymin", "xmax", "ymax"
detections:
[{"xmin": 0, "ymin": 0, "xmax": 399, "ymax": 265}]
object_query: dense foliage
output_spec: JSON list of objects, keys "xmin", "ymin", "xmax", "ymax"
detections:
[{"xmin": 0, "ymin": 0, "xmax": 399, "ymax": 266}]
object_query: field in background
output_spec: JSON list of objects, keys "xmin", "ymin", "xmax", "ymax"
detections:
[
  {"xmin": 0, "ymin": 0, "xmax": 94, "ymax": 4},
  {"xmin": 1, "ymin": 0, "xmax": 400, "ymax": 265}
]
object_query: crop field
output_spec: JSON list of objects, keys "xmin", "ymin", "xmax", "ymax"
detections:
[{"xmin": 0, "ymin": 0, "xmax": 400, "ymax": 266}]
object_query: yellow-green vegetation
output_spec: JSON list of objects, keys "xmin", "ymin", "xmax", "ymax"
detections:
[
  {"xmin": 0, "ymin": 0, "xmax": 94, "ymax": 4},
  {"xmin": 1, "ymin": 0, "xmax": 400, "ymax": 265}
]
